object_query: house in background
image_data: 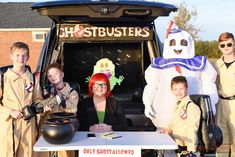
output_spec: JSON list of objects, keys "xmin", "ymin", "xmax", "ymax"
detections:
[{"xmin": 0, "ymin": 2, "xmax": 51, "ymax": 71}]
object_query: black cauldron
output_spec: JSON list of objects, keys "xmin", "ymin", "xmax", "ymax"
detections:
[
  {"xmin": 42, "ymin": 118, "xmax": 75, "ymax": 144},
  {"xmin": 49, "ymin": 112, "xmax": 79, "ymax": 131}
]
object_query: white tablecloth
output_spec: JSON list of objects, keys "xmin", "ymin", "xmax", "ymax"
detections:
[{"xmin": 34, "ymin": 131, "xmax": 178, "ymax": 152}]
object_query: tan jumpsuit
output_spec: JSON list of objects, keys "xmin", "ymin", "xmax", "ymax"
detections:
[
  {"xmin": 40, "ymin": 82, "xmax": 79, "ymax": 157},
  {"xmin": 0, "ymin": 69, "xmax": 42, "ymax": 157},
  {"xmin": 215, "ymin": 57, "xmax": 235, "ymax": 157},
  {"xmin": 169, "ymin": 96, "xmax": 201, "ymax": 155}
]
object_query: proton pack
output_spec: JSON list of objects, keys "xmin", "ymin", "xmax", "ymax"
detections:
[{"xmin": 189, "ymin": 95, "xmax": 223, "ymax": 154}]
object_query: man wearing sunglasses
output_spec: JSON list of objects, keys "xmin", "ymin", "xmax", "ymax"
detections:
[{"xmin": 214, "ymin": 32, "xmax": 235, "ymax": 157}]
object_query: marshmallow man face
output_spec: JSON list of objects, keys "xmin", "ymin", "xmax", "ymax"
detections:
[{"xmin": 163, "ymin": 31, "xmax": 195, "ymax": 59}]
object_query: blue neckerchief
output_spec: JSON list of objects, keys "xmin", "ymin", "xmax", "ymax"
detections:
[{"xmin": 151, "ymin": 56, "xmax": 207, "ymax": 71}]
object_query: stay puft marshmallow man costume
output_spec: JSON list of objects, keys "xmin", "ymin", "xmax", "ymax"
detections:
[{"xmin": 142, "ymin": 21, "xmax": 218, "ymax": 129}]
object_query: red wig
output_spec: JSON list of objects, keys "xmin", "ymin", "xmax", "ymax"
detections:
[{"xmin": 88, "ymin": 73, "xmax": 112, "ymax": 97}]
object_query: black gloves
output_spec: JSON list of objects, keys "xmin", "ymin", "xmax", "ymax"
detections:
[
  {"xmin": 22, "ymin": 102, "xmax": 44, "ymax": 121},
  {"xmin": 22, "ymin": 95, "xmax": 66, "ymax": 121}
]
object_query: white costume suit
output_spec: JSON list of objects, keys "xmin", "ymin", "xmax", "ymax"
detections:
[{"xmin": 142, "ymin": 25, "xmax": 218, "ymax": 129}]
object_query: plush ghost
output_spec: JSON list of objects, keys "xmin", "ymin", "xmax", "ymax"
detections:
[{"xmin": 142, "ymin": 21, "xmax": 218, "ymax": 129}]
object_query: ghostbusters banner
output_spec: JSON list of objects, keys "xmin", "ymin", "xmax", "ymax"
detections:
[{"xmin": 58, "ymin": 24, "xmax": 153, "ymax": 41}]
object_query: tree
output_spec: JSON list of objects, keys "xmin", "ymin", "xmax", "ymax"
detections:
[
  {"xmin": 195, "ymin": 40, "xmax": 221, "ymax": 58},
  {"xmin": 173, "ymin": 2, "xmax": 200, "ymax": 39}
]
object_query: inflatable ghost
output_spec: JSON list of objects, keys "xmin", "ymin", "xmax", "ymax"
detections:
[{"xmin": 142, "ymin": 21, "xmax": 218, "ymax": 128}]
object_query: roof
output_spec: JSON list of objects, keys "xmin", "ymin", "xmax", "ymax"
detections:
[{"xmin": 0, "ymin": 2, "xmax": 51, "ymax": 28}]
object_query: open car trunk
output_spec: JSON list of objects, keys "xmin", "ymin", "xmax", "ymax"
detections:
[{"xmin": 32, "ymin": 0, "xmax": 177, "ymax": 131}]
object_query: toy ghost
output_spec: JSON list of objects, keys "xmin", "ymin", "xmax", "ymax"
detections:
[{"xmin": 142, "ymin": 21, "xmax": 218, "ymax": 129}]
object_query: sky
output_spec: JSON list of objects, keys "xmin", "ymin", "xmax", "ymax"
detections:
[
  {"xmin": 1, "ymin": 0, "xmax": 235, "ymax": 41},
  {"xmin": 155, "ymin": 0, "xmax": 235, "ymax": 41}
]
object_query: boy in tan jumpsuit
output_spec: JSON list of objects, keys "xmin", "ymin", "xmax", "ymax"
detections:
[
  {"xmin": 0, "ymin": 42, "xmax": 43, "ymax": 157},
  {"xmin": 162, "ymin": 76, "xmax": 201, "ymax": 157},
  {"xmin": 45, "ymin": 63, "xmax": 79, "ymax": 114},
  {"xmin": 215, "ymin": 32, "xmax": 235, "ymax": 157},
  {"xmin": 41, "ymin": 63, "xmax": 79, "ymax": 157}
]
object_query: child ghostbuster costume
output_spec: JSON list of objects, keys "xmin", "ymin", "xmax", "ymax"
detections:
[
  {"xmin": 48, "ymin": 82, "xmax": 79, "ymax": 113},
  {"xmin": 0, "ymin": 69, "xmax": 42, "ymax": 157},
  {"xmin": 142, "ymin": 21, "xmax": 218, "ymax": 129},
  {"xmin": 169, "ymin": 95, "xmax": 201, "ymax": 155}
]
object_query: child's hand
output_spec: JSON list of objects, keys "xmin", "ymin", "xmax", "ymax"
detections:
[
  {"xmin": 43, "ymin": 105, "xmax": 52, "ymax": 112},
  {"xmin": 158, "ymin": 128, "xmax": 172, "ymax": 134},
  {"xmin": 166, "ymin": 129, "xmax": 172, "ymax": 134},
  {"xmin": 158, "ymin": 129, "xmax": 167, "ymax": 134},
  {"xmin": 11, "ymin": 109, "xmax": 23, "ymax": 119}
]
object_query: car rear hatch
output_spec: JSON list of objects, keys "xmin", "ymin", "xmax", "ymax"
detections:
[{"xmin": 31, "ymin": 0, "xmax": 177, "ymax": 23}]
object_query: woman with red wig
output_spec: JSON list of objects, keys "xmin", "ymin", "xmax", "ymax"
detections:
[{"xmin": 77, "ymin": 73, "xmax": 127, "ymax": 132}]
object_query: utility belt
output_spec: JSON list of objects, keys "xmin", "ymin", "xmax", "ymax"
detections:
[{"xmin": 219, "ymin": 95, "xmax": 235, "ymax": 100}]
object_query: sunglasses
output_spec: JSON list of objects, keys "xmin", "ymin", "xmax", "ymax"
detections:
[{"xmin": 219, "ymin": 42, "xmax": 233, "ymax": 48}]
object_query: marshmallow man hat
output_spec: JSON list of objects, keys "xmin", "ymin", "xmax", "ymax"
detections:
[{"xmin": 163, "ymin": 21, "xmax": 195, "ymax": 59}]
